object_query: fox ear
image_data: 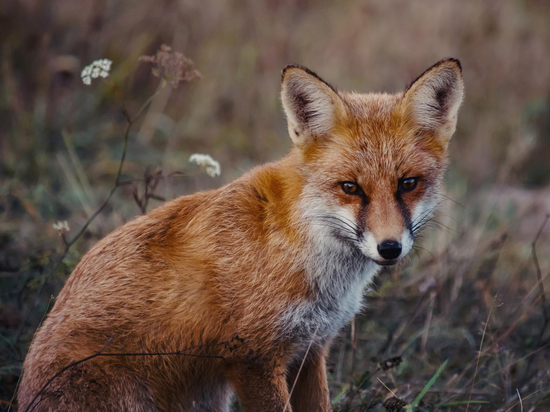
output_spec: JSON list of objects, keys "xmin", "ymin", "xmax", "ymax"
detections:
[
  {"xmin": 402, "ymin": 58, "xmax": 464, "ymax": 144},
  {"xmin": 281, "ymin": 65, "xmax": 346, "ymax": 146}
]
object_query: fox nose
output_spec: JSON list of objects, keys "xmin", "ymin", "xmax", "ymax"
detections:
[{"xmin": 377, "ymin": 240, "xmax": 402, "ymax": 260}]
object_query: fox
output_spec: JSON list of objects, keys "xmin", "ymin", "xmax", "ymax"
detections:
[{"xmin": 18, "ymin": 58, "xmax": 463, "ymax": 412}]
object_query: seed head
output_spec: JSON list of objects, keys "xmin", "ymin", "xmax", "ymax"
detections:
[
  {"xmin": 379, "ymin": 356, "xmax": 403, "ymax": 371},
  {"xmin": 140, "ymin": 45, "xmax": 201, "ymax": 88},
  {"xmin": 382, "ymin": 396, "xmax": 408, "ymax": 412}
]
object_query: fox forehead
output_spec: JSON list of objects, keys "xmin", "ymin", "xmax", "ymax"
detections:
[
  {"xmin": 340, "ymin": 91, "xmax": 402, "ymax": 125},
  {"xmin": 303, "ymin": 92, "xmax": 447, "ymax": 185}
]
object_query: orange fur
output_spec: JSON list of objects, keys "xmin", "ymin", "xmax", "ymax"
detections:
[{"xmin": 18, "ymin": 59, "xmax": 463, "ymax": 411}]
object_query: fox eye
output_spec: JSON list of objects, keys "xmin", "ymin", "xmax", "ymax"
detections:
[
  {"xmin": 341, "ymin": 181, "xmax": 363, "ymax": 196},
  {"xmin": 399, "ymin": 177, "xmax": 418, "ymax": 192}
]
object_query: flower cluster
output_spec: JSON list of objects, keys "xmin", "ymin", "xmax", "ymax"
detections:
[
  {"xmin": 81, "ymin": 59, "xmax": 112, "ymax": 85},
  {"xmin": 53, "ymin": 220, "xmax": 70, "ymax": 233},
  {"xmin": 140, "ymin": 45, "xmax": 201, "ymax": 88},
  {"xmin": 189, "ymin": 154, "xmax": 221, "ymax": 177}
]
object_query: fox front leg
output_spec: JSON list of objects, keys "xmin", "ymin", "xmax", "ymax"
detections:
[
  {"xmin": 226, "ymin": 361, "xmax": 292, "ymax": 412},
  {"xmin": 287, "ymin": 347, "xmax": 331, "ymax": 412}
]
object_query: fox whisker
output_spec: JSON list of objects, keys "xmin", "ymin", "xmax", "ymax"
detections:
[
  {"xmin": 314, "ymin": 214, "xmax": 361, "ymax": 237},
  {"xmin": 411, "ymin": 201, "xmax": 445, "ymax": 234},
  {"xmin": 308, "ymin": 222, "xmax": 359, "ymax": 243}
]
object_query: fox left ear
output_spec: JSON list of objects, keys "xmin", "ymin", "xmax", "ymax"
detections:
[
  {"xmin": 402, "ymin": 58, "xmax": 464, "ymax": 144},
  {"xmin": 281, "ymin": 65, "xmax": 347, "ymax": 147}
]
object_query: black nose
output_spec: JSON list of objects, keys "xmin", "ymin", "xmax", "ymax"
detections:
[{"xmin": 377, "ymin": 240, "xmax": 402, "ymax": 260}]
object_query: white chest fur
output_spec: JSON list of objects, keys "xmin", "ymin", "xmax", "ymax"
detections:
[{"xmin": 280, "ymin": 245, "xmax": 380, "ymax": 345}]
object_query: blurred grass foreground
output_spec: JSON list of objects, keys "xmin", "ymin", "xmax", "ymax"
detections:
[{"xmin": 1, "ymin": 0, "xmax": 550, "ymax": 410}]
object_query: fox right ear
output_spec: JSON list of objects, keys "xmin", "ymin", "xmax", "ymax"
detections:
[
  {"xmin": 281, "ymin": 65, "xmax": 346, "ymax": 146},
  {"xmin": 402, "ymin": 58, "xmax": 464, "ymax": 144}
]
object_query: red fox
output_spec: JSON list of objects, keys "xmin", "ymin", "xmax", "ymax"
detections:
[{"xmin": 18, "ymin": 58, "xmax": 463, "ymax": 412}]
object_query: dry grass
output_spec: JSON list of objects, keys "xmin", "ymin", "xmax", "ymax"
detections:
[{"xmin": 1, "ymin": 0, "xmax": 550, "ymax": 410}]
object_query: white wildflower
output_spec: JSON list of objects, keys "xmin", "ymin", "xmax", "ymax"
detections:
[
  {"xmin": 81, "ymin": 58, "xmax": 112, "ymax": 85},
  {"xmin": 53, "ymin": 220, "xmax": 70, "ymax": 233},
  {"xmin": 189, "ymin": 153, "xmax": 221, "ymax": 177}
]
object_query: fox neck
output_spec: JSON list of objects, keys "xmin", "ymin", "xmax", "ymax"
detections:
[{"xmin": 250, "ymin": 150, "xmax": 379, "ymax": 341}]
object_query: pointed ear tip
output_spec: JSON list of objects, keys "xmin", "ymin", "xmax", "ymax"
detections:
[
  {"xmin": 281, "ymin": 64, "xmax": 332, "ymax": 84},
  {"xmin": 426, "ymin": 58, "xmax": 463, "ymax": 78},
  {"xmin": 440, "ymin": 58, "xmax": 463, "ymax": 75},
  {"xmin": 281, "ymin": 65, "xmax": 338, "ymax": 95},
  {"xmin": 281, "ymin": 64, "xmax": 308, "ymax": 82}
]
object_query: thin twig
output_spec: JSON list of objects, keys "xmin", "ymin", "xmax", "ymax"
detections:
[
  {"xmin": 348, "ymin": 317, "xmax": 357, "ymax": 377},
  {"xmin": 12, "ymin": 249, "xmax": 69, "ymax": 345},
  {"xmin": 26, "ymin": 336, "xmax": 114, "ymax": 412},
  {"xmin": 24, "ymin": 335, "xmax": 251, "ymax": 412},
  {"xmin": 345, "ymin": 367, "xmax": 382, "ymax": 410},
  {"xmin": 516, "ymin": 388, "xmax": 524, "ymax": 412},
  {"xmin": 504, "ymin": 389, "xmax": 540, "ymax": 412},
  {"xmin": 376, "ymin": 377, "xmax": 399, "ymax": 398},
  {"xmin": 477, "ymin": 341, "xmax": 550, "ymax": 387},
  {"xmin": 8, "ymin": 295, "xmax": 55, "ymax": 412},
  {"xmin": 0, "ymin": 399, "xmax": 17, "ymax": 408},
  {"xmin": 466, "ymin": 295, "xmax": 496, "ymax": 412},
  {"xmin": 284, "ymin": 324, "xmax": 320, "ymax": 412},
  {"xmin": 532, "ymin": 215, "xmax": 549, "ymax": 324},
  {"xmin": 12, "ymin": 81, "xmax": 168, "ymax": 348},
  {"xmin": 421, "ymin": 291, "xmax": 437, "ymax": 357},
  {"xmin": 520, "ymin": 214, "xmax": 549, "ymax": 385}
]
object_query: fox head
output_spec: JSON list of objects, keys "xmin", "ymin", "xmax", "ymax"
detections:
[{"xmin": 281, "ymin": 59, "xmax": 463, "ymax": 266}]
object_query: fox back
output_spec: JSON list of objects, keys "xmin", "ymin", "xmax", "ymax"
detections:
[{"xmin": 18, "ymin": 59, "xmax": 463, "ymax": 412}]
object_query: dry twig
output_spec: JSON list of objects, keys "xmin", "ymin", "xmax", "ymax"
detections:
[
  {"xmin": 466, "ymin": 294, "xmax": 496, "ymax": 412},
  {"xmin": 520, "ymin": 214, "xmax": 549, "ymax": 384},
  {"xmin": 532, "ymin": 215, "xmax": 549, "ymax": 325},
  {"xmin": 24, "ymin": 335, "xmax": 251, "ymax": 412},
  {"xmin": 284, "ymin": 324, "xmax": 320, "ymax": 412}
]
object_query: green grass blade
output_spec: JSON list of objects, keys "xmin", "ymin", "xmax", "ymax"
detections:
[
  {"xmin": 440, "ymin": 400, "xmax": 489, "ymax": 407},
  {"xmin": 332, "ymin": 383, "xmax": 349, "ymax": 406},
  {"xmin": 406, "ymin": 359, "xmax": 449, "ymax": 410}
]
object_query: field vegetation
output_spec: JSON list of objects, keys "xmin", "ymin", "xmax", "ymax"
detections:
[{"xmin": 1, "ymin": 0, "xmax": 550, "ymax": 410}]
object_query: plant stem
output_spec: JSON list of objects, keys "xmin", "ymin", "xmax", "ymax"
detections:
[{"xmin": 12, "ymin": 80, "xmax": 168, "ymax": 348}]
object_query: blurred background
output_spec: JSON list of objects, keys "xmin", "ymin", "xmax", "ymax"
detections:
[{"xmin": 1, "ymin": 0, "xmax": 550, "ymax": 410}]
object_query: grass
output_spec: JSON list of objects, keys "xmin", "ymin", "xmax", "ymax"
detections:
[
  {"xmin": 323, "ymin": 203, "xmax": 550, "ymax": 410},
  {"xmin": 407, "ymin": 359, "xmax": 448, "ymax": 410},
  {"xmin": 1, "ymin": 0, "xmax": 550, "ymax": 410}
]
